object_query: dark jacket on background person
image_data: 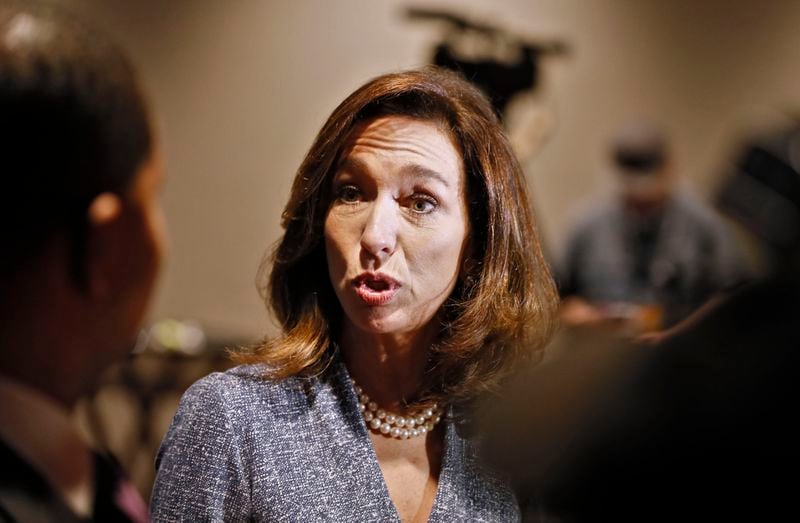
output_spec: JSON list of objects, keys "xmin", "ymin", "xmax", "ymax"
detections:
[
  {"xmin": 486, "ymin": 275, "xmax": 800, "ymax": 521},
  {"xmin": 0, "ymin": 440, "xmax": 144, "ymax": 523}
]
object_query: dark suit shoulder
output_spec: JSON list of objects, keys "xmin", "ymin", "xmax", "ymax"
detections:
[{"xmin": 0, "ymin": 440, "xmax": 84, "ymax": 523}]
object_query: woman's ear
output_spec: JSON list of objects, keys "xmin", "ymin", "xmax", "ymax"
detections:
[{"xmin": 83, "ymin": 192, "xmax": 124, "ymax": 299}]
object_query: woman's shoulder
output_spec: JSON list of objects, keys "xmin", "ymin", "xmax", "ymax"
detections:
[{"xmin": 178, "ymin": 364, "xmax": 319, "ymax": 416}]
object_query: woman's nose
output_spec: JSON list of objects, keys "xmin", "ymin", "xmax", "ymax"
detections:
[{"xmin": 360, "ymin": 198, "xmax": 397, "ymax": 261}]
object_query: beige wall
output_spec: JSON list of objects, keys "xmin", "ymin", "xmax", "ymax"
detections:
[{"xmin": 63, "ymin": 0, "xmax": 800, "ymax": 341}]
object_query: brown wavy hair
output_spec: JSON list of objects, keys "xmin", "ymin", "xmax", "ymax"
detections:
[{"xmin": 238, "ymin": 67, "xmax": 558, "ymax": 405}]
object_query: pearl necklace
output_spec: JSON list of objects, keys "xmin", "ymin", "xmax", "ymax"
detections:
[{"xmin": 354, "ymin": 382, "xmax": 443, "ymax": 439}]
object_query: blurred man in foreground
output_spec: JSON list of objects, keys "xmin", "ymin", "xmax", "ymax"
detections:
[
  {"xmin": 482, "ymin": 120, "xmax": 800, "ymax": 521},
  {"xmin": 0, "ymin": 2, "xmax": 164, "ymax": 521},
  {"xmin": 558, "ymin": 119, "xmax": 745, "ymax": 335}
]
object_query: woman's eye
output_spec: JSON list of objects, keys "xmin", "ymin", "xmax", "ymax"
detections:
[
  {"xmin": 409, "ymin": 195, "xmax": 436, "ymax": 214},
  {"xmin": 336, "ymin": 185, "xmax": 361, "ymax": 203}
]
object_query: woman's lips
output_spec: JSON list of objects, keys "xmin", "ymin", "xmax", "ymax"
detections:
[{"xmin": 352, "ymin": 273, "xmax": 400, "ymax": 306}]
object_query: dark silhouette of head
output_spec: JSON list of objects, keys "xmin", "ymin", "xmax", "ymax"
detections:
[
  {"xmin": 0, "ymin": 1, "xmax": 165, "ymax": 405},
  {"xmin": 0, "ymin": 1, "xmax": 152, "ymax": 281}
]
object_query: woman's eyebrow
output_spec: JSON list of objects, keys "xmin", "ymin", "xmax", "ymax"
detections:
[
  {"xmin": 336, "ymin": 156, "xmax": 366, "ymax": 176},
  {"xmin": 401, "ymin": 164, "xmax": 451, "ymax": 188}
]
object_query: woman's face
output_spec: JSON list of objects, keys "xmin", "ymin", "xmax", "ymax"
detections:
[{"xmin": 324, "ymin": 115, "xmax": 470, "ymax": 341}]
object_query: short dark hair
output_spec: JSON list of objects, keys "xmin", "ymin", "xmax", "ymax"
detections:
[
  {"xmin": 0, "ymin": 1, "xmax": 152, "ymax": 276},
  {"xmin": 611, "ymin": 119, "xmax": 667, "ymax": 173},
  {"xmin": 241, "ymin": 67, "xmax": 559, "ymax": 406}
]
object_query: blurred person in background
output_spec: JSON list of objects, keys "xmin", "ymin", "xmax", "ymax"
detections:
[
  {"xmin": 0, "ymin": 1, "xmax": 165, "ymax": 521},
  {"xmin": 480, "ymin": 119, "xmax": 800, "ymax": 521},
  {"xmin": 150, "ymin": 67, "xmax": 558, "ymax": 522},
  {"xmin": 558, "ymin": 119, "xmax": 746, "ymax": 335}
]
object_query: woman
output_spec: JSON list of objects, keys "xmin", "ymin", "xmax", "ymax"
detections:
[{"xmin": 151, "ymin": 67, "xmax": 558, "ymax": 522}]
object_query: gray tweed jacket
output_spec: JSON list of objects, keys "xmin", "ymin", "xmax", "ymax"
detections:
[{"xmin": 150, "ymin": 360, "xmax": 520, "ymax": 522}]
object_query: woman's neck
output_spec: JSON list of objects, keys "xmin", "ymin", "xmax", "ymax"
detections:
[{"xmin": 339, "ymin": 322, "xmax": 434, "ymax": 409}]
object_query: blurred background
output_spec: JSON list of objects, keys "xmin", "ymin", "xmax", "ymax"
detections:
[{"xmin": 44, "ymin": 0, "xmax": 800, "ymax": 501}]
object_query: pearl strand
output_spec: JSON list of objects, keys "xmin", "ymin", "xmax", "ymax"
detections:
[{"xmin": 353, "ymin": 382, "xmax": 443, "ymax": 439}]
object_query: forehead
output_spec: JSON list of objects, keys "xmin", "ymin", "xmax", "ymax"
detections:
[{"xmin": 337, "ymin": 115, "xmax": 463, "ymax": 186}]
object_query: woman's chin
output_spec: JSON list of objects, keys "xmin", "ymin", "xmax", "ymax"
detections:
[
  {"xmin": 354, "ymin": 315, "xmax": 403, "ymax": 336},
  {"xmin": 345, "ymin": 311, "xmax": 438, "ymax": 343},
  {"xmin": 344, "ymin": 309, "xmax": 404, "ymax": 335}
]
